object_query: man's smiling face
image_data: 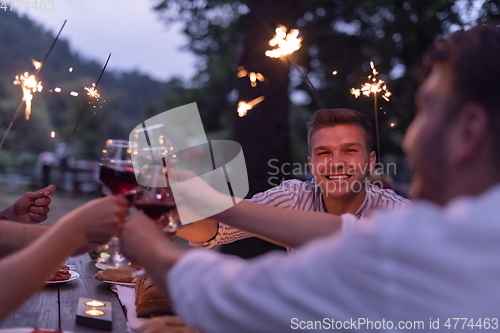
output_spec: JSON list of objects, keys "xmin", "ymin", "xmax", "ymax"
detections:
[{"xmin": 308, "ymin": 124, "xmax": 375, "ymax": 199}]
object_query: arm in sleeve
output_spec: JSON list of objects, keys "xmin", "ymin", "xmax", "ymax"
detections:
[
  {"xmin": 189, "ymin": 223, "xmax": 253, "ymax": 249},
  {"xmin": 169, "ymin": 218, "xmax": 388, "ymax": 333},
  {"xmin": 188, "ymin": 182, "xmax": 298, "ymax": 248}
]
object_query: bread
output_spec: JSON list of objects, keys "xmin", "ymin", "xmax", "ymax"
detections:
[
  {"xmin": 135, "ymin": 316, "xmax": 199, "ymax": 333},
  {"xmin": 135, "ymin": 277, "xmax": 174, "ymax": 317},
  {"xmin": 94, "ymin": 268, "xmax": 136, "ymax": 283}
]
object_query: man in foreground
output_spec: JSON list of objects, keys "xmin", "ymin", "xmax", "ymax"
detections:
[{"xmin": 121, "ymin": 24, "xmax": 500, "ymax": 332}]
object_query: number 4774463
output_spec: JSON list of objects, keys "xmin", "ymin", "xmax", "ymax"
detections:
[{"xmin": 1, "ymin": 0, "xmax": 55, "ymax": 11}]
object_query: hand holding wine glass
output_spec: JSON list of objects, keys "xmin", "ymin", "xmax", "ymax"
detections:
[
  {"xmin": 134, "ymin": 164, "xmax": 182, "ymax": 236},
  {"xmin": 98, "ymin": 139, "xmax": 138, "ymax": 268}
]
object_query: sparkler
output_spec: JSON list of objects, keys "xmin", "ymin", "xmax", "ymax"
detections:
[
  {"xmin": 265, "ymin": 26, "xmax": 302, "ymax": 58},
  {"xmin": 53, "ymin": 54, "xmax": 112, "ymax": 183},
  {"xmin": 13, "ymin": 65, "xmax": 43, "ymax": 120},
  {"xmin": 0, "ymin": 20, "xmax": 67, "ymax": 149},
  {"xmin": 84, "ymin": 83, "xmax": 100, "ymax": 99},
  {"xmin": 265, "ymin": 26, "xmax": 324, "ymax": 109},
  {"xmin": 350, "ymin": 61, "xmax": 392, "ymax": 158},
  {"xmin": 237, "ymin": 67, "xmax": 265, "ymax": 87},
  {"xmin": 237, "ymin": 96, "xmax": 265, "ymax": 117}
]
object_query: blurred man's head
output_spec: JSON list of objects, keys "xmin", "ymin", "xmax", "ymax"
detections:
[
  {"xmin": 403, "ymin": 24, "xmax": 500, "ymax": 204},
  {"xmin": 307, "ymin": 108, "xmax": 376, "ymax": 199}
]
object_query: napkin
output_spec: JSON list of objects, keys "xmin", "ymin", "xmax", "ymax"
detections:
[
  {"xmin": 111, "ymin": 285, "xmax": 198, "ymax": 333},
  {"xmin": 111, "ymin": 285, "xmax": 147, "ymax": 332}
]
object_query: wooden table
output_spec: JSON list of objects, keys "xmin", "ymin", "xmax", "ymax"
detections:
[{"xmin": 0, "ymin": 255, "xmax": 128, "ymax": 332}]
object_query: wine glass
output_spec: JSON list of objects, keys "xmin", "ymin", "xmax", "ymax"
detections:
[
  {"xmin": 134, "ymin": 164, "xmax": 182, "ymax": 235},
  {"xmin": 98, "ymin": 139, "xmax": 138, "ymax": 268},
  {"xmin": 132, "ymin": 164, "xmax": 182, "ymax": 277}
]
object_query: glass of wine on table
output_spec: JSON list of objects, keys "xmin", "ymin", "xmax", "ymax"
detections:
[{"xmin": 98, "ymin": 139, "xmax": 139, "ymax": 268}]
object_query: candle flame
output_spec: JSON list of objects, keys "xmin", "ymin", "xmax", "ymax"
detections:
[
  {"xmin": 265, "ymin": 26, "xmax": 302, "ymax": 58},
  {"xmin": 85, "ymin": 309, "xmax": 105, "ymax": 316},
  {"xmin": 237, "ymin": 96, "xmax": 265, "ymax": 117},
  {"xmin": 350, "ymin": 62, "xmax": 392, "ymax": 101},
  {"xmin": 85, "ymin": 300, "xmax": 105, "ymax": 307}
]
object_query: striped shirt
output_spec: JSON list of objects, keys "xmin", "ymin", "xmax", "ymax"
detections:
[{"xmin": 190, "ymin": 179, "xmax": 410, "ymax": 249}]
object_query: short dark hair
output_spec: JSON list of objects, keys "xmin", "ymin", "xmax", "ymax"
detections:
[
  {"xmin": 424, "ymin": 24, "xmax": 500, "ymax": 161},
  {"xmin": 306, "ymin": 108, "xmax": 373, "ymax": 152}
]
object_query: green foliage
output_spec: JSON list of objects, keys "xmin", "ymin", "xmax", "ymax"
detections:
[{"xmin": 152, "ymin": 0, "xmax": 500, "ymax": 162}]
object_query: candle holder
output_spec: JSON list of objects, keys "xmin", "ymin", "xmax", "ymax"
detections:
[{"xmin": 76, "ymin": 297, "xmax": 113, "ymax": 330}]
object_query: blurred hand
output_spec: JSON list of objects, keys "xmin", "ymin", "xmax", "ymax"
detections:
[
  {"xmin": 60, "ymin": 195, "xmax": 129, "ymax": 245},
  {"xmin": 168, "ymin": 169, "xmax": 231, "ymax": 222},
  {"xmin": 1, "ymin": 185, "xmax": 56, "ymax": 223},
  {"xmin": 120, "ymin": 211, "xmax": 170, "ymax": 266}
]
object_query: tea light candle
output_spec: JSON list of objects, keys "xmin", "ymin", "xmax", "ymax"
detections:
[
  {"xmin": 84, "ymin": 309, "xmax": 105, "ymax": 316},
  {"xmin": 76, "ymin": 297, "xmax": 112, "ymax": 330},
  {"xmin": 85, "ymin": 300, "xmax": 105, "ymax": 307}
]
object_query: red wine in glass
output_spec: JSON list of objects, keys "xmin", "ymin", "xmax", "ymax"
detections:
[
  {"xmin": 100, "ymin": 164, "xmax": 138, "ymax": 194},
  {"xmin": 135, "ymin": 202, "xmax": 176, "ymax": 220}
]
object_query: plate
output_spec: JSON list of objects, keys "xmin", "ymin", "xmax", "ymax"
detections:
[
  {"xmin": 46, "ymin": 271, "xmax": 79, "ymax": 284},
  {"xmin": 95, "ymin": 262, "xmax": 133, "ymax": 270},
  {"xmin": 101, "ymin": 280, "xmax": 135, "ymax": 287},
  {"xmin": 0, "ymin": 329, "xmax": 72, "ymax": 333},
  {"xmin": 95, "ymin": 262, "xmax": 125, "ymax": 270}
]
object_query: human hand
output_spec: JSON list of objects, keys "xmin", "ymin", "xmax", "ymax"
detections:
[
  {"xmin": 168, "ymin": 169, "xmax": 234, "ymax": 223},
  {"xmin": 59, "ymin": 195, "xmax": 129, "ymax": 245},
  {"xmin": 1, "ymin": 185, "xmax": 56, "ymax": 223},
  {"xmin": 120, "ymin": 211, "xmax": 170, "ymax": 266}
]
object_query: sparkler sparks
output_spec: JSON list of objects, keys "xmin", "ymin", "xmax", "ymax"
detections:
[
  {"xmin": 84, "ymin": 83, "xmax": 100, "ymax": 99},
  {"xmin": 51, "ymin": 131, "xmax": 56, "ymax": 138},
  {"xmin": 265, "ymin": 26, "xmax": 302, "ymax": 58},
  {"xmin": 0, "ymin": 20, "xmax": 67, "ymax": 149},
  {"xmin": 350, "ymin": 62, "xmax": 392, "ymax": 101},
  {"xmin": 237, "ymin": 67, "xmax": 265, "ymax": 87},
  {"xmin": 350, "ymin": 61, "xmax": 392, "ymax": 158},
  {"xmin": 32, "ymin": 60, "xmax": 41, "ymax": 70},
  {"xmin": 237, "ymin": 96, "xmax": 265, "ymax": 117},
  {"xmin": 13, "ymin": 61, "xmax": 43, "ymax": 120}
]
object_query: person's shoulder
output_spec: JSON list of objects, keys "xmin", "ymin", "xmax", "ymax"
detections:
[{"xmin": 366, "ymin": 182, "xmax": 411, "ymax": 207}]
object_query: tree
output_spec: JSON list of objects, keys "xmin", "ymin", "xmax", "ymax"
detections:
[{"xmin": 152, "ymin": 0, "xmax": 500, "ymax": 257}]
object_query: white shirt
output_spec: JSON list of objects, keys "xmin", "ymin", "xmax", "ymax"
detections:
[
  {"xmin": 169, "ymin": 184, "xmax": 500, "ymax": 333},
  {"xmin": 190, "ymin": 179, "xmax": 410, "ymax": 248}
]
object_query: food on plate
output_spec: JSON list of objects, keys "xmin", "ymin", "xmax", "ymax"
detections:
[
  {"xmin": 135, "ymin": 277, "xmax": 174, "ymax": 317},
  {"xmin": 136, "ymin": 316, "xmax": 200, "ymax": 333},
  {"xmin": 94, "ymin": 268, "xmax": 137, "ymax": 283},
  {"xmin": 47, "ymin": 265, "xmax": 71, "ymax": 282}
]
